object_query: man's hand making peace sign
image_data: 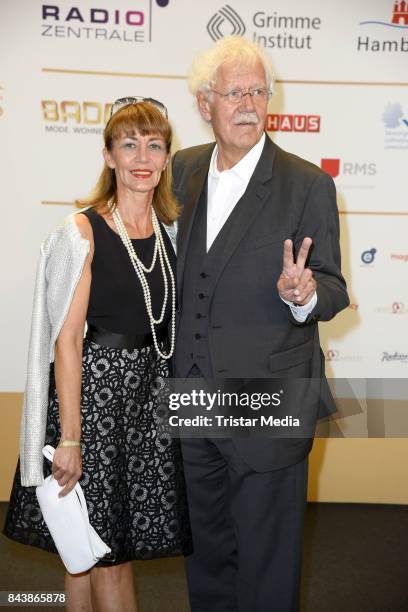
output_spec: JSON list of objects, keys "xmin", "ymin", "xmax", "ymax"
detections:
[{"xmin": 277, "ymin": 237, "xmax": 317, "ymax": 306}]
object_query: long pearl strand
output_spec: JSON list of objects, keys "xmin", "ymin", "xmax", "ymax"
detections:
[{"xmin": 110, "ymin": 202, "xmax": 176, "ymax": 360}]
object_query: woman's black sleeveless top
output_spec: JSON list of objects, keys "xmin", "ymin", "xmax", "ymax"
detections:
[{"xmin": 81, "ymin": 208, "xmax": 176, "ymax": 335}]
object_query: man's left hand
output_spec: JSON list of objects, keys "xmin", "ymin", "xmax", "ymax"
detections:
[{"xmin": 277, "ymin": 238, "xmax": 317, "ymax": 305}]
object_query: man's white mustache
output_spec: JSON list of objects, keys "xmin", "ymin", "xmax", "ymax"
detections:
[{"xmin": 233, "ymin": 112, "xmax": 258, "ymax": 125}]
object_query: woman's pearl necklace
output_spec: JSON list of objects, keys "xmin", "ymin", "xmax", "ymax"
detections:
[{"xmin": 110, "ymin": 202, "xmax": 175, "ymax": 360}]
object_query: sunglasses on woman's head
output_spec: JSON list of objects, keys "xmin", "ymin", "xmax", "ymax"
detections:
[{"xmin": 109, "ymin": 96, "xmax": 168, "ymax": 120}]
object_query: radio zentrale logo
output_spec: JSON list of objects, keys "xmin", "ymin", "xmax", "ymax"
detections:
[{"xmin": 41, "ymin": 1, "xmax": 170, "ymax": 43}]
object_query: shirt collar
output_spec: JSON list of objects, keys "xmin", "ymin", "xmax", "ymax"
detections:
[{"xmin": 209, "ymin": 133, "xmax": 266, "ymax": 181}]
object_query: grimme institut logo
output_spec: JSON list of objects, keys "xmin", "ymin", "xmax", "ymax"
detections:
[
  {"xmin": 207, "ymin": 4, "xmax": 322, "ymax": 49},
  {"xmin": 41, "ymin": 1, "xmax": 170, "ymax": 43},
  {"xmin": 358, "ymin": 1, "xmax": 408, "ymax": 52},
  {"xmin": 207, "ymin": 5, "xmax": 246, "ymax": 41}
]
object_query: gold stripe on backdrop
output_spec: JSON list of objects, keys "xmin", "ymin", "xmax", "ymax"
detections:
[
  {"xmin": 338, "ymin": 211, "xmax": 408, "ymax": 216},
  {"xmin": 41, "ymin": 201, "xmax": 408, "ymax": 216},
  {"xmin": 41, "ymin": 201, "xmax": 73, "ymax": 206},
  {"xmin": 42, "ymin": 68, "xmax": 186, "ymax": 80},
  {"xmin": 280, "ymin": 80, "xmax": 408, "ymax": 87},
  {"xmin": 41, "ymin": 68, "xmax": 408, "ymax": 87}
]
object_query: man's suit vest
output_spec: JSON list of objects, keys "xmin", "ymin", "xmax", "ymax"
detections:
[{"xmin": 175, "ymin": 182, "xmax": 219, "ymax": 379}]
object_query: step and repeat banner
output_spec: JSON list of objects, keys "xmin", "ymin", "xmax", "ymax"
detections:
[{"xmin": 0, "ymin": 0, "xmax": 407, "ymax": 394}]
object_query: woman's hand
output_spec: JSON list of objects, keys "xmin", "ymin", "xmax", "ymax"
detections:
[{"xmin": 52, "ymin": 446, "xmax": 82, "ymax": 497}]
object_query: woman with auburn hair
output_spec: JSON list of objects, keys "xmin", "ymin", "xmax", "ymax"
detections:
[{"xmin": 4, "ymin": 98, "xmax": 192, "ymax": 611}]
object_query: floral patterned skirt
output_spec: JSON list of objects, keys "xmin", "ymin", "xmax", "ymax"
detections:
[{"xmin": 3, "ymin": 338, "xmax": 192, "ymax": 565}]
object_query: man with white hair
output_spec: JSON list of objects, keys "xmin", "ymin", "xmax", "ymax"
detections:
[{"xmin": 172, "ymin": 36, "xmax": 348, "ymax": 611}]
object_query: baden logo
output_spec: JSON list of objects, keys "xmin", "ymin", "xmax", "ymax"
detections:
[
  {"xmin": 207, "ymin": 6, "xmax": 321, "ymax": 49},
  {"xmin": 383, "ymin": 102, "xmax": 408, "ymax": 149},
  {"xmin": 361, "ymin": 248, "xmax": 376, "ymax": 264},
  {"xmin": 266, "ymin": 114, "xmax": 320, "ymax": 132},
  {"xmin": 42, "ymin": 100, "xmax": 112, "ymax": 135},
  {"xmin": 358, "ymin": 1, "xmax": 408, "ymax": 52},
  {"xmin": 207, "ymin": 5, "xmax": 246, "ymax": 41},
  {"xmin": 41, "ymin": 2, "xmax": 170, "ymax": 43}
]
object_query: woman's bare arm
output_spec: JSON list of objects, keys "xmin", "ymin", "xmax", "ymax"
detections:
[{"xmin": 52, "ymin": 213, "xmax": 94, "ymax": 497}]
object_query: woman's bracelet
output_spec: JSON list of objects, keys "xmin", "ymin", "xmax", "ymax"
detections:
[{"xmin": 57, "ymin": 440, "xmax": 81, "ymax": 448}]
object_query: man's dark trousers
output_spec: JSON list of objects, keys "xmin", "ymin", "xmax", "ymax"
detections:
[{"xmin": 181, "ymin": 435, "xmax": 308, "ymax": 612}]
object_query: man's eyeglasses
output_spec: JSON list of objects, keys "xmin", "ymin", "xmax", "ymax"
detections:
[
  {"xmin": 210, "ymin": 86, "xmax": 271, "ymax": 105},
  {"xmin": 109, "ymin": 96, "xmax": 168, "ymax": 120}
]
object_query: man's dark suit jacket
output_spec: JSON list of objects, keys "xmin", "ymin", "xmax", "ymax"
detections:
[{"xmin": 172, "ymin": 135, "xmax": 349, "ymax": 472}]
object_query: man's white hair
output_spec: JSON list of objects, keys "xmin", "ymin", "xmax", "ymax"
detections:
[{"xmin": 188, "ymin": 36, "xmax": 274, "ymax": 96}]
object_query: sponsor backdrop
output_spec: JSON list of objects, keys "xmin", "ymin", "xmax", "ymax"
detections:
[{"xmin": 0, "ymin": 1, "xmax": 407, "ymax": 502}]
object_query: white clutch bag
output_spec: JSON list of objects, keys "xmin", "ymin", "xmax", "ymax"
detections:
[{"xmin": 36, "ymin": 445, "xmax": 112, "ymax": 574}]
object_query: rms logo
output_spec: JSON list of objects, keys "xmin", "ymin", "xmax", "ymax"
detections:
[
  {"xmin": 320, "ymin": 159, "xmax": 376, "ymax": 179},
  {"xmin": 266, "ymin": 114, "xmax": 320, "ymax": 132}
]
